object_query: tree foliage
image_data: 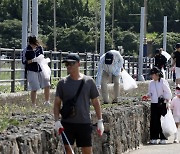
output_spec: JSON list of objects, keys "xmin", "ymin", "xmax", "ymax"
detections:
[{"xmin": 0, "ymin": 0, "xmax": 179, "ymax": 54}]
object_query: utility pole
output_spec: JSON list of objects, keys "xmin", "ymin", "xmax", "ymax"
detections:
[
  {"xmin": 143, "ymin": 0, "xmax": 147, "ymax": 57},
  {"xmin": 22, "ymin": 0, "xmax": 28, "ymax": 49},
  {"xmin": 32, "ymin": 0, "xmax": 38, "ymax": 36},
  {"xmin": 111, "ymin": 0, "xmax": 115, "ymax": 49},
  {"xmin": 163, "ymin": 16, "xmax": 167, "ymax": 51},
  {"xmin": 53, "ymin": 0, "xmax": 57, "ymax": 51},
  {"xmin": 28, "ymin": 0, "xmax": 32, "ymax": 36},
  {"xmin": 100, "ymin": 0, "xmax": 106, "ymax": 56},
  {"xmin": 94, "ymin": 0, "xmax": 98, "ymax": 53},
  {"xmin": 138, "ymin": 7, "xmax": 145, "ymax": 81}
]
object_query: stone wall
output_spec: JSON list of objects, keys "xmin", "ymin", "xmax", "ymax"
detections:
[
  {"xmin": 0, "ymin": 81, "xmax": 154, "ymax": 154},
  {"xmin": 0, "ymin": 102, "xmax": 150, "ymax": 154}
]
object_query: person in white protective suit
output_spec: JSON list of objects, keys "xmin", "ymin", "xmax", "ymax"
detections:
[{"xmin": 96, "ymin": 50, "xmax": 124, "ymax": 104}]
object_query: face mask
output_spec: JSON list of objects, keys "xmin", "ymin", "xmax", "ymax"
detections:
[{"xmin": 175, "ymin": 90, "xmax": 180, "ymax": 95}]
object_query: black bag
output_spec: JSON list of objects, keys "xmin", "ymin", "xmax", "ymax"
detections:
[
  {"xmin": 60, "ymin": 80, "xmax": 84, "ymax": 119},
  {"xmin": 158, "ymin": 96, "xmax": 165, "ymax": 106},
  {"xmin": 158, "ymin": 96, "xmax": 167, "ymax": 116},
  {"xmin": 60, "ymin": 99, "xmax": 76, "ymax": 119},
  {"xmin": 105, "ymin": 52, "xmax": 113, "ymax": 65}
]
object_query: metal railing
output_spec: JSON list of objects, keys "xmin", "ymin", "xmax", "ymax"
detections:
[{"xmin": 0, "ymin": 48, "xmax": 173, "ymax": 92}]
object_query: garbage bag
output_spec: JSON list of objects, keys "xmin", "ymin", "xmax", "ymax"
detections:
[
  {"xmin": 36, "ymin": 54, "xmax": 51, "ymax": 80},
  {"xmin": 161, "ymin": 110, "xmax": 177, "ymax": 138},
  {"xmin": 161, "ymin": 51, "xmax": 171, "ymax": 61},
  {"xmin": 120, "ymin": 69, "xmax": 138, "ymax": 91}
]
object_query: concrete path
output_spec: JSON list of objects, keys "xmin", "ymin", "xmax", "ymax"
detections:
[{"xmin": 127, "ymin": 128, "xmax": 180, "ymax": 154}]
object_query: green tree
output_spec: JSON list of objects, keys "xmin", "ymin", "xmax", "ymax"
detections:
[{"xmin": 0, "ymin": 19, "xmax": 22, "ymax": 48}]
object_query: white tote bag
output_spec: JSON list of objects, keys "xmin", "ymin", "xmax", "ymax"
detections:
[
  {"xmin": 161, "ymin": 110, "xmax": 177, "ymax": 138},
  {"xmin": 120, "ymin": 70, "xmax": 138, "ymax": 91}
]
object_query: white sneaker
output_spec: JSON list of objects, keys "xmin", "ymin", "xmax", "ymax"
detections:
[
  {"xmin": 159, "ymin": 140, "xmax": 166, "ymax": 144},
  {"xmin": 174, "ymin": 139, "xmax": 179, "ymax": 143},
  {"xmin": 150, "ymin": 140, "xmax": 158, "ymax": 144}
]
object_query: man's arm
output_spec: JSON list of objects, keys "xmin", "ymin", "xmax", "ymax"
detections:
[
  {"xmin": 91, "ymin": 97, "xmax": 102, "ymax": 120},
  {"xmin": 53, "ymin": 96, "xmax": 62, "ymax": 121},
  {"xmin": 91, "ymin": 97, "xmax": 104, "ymax": 136},
  {"xmin": 171, "ymin": 53, "xmax": 176, "ymax": 67}
]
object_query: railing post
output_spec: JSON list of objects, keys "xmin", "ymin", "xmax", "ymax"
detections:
[
  {"xmin": 58, "ymin": 50, "xmax": 62, "ymax": 78},
  {"xmin": 53, "ymin": 51, "xmax": 57, "ymax": 77},
  {"xmin": 84, "ymin": 52, "xmax": 88, "ymax": 75},
  {"xmin": 11, "ymin": 47, "xmax": 16, "ymax": 92},
  {"xmin": 127, "ymin": 55, "xmax": 130, "ymax": 74},
  {"xmin": 91, "ymin": 52, "xmax": 95, "ymax": 79},
  {"xmin": 49, "ymin": 50, "xmax": 52, "ymax": 73}
]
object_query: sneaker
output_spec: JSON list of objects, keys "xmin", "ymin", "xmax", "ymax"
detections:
[
  {"xmin": 44, "ymin": 101, "xmax": 51, "ymax": 106},
  {"xmin": 150, "ymin": 140, "xmax": 158, "ymax": 144},
  {"xmin": 159, "ymin": 140, "xmax": 166, "ymax": 144},
  {"xmin": 173, "ymin": 139, "xmax": 179, "ymax": 143}
]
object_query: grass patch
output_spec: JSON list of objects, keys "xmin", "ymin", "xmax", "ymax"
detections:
[{"xmin": 0, "ymin": 103, "xmax": 53, "ymax": 132}]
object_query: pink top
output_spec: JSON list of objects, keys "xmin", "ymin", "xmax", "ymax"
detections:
[{"xmin": 170, "ymin": 96, "xmax": 180, "ymax": 116}]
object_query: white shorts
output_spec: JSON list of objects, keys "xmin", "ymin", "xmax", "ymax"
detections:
[
  {"xmin": 173, "ymin": 116, "xmax": 180, "ymax": 123},
  {"xmin": 27, "ymin": 71, "xmax": 50, "ymax": 91},
  {"xmin": 175, "ymin": 67, "xmax": 180, "ymax": 79}
]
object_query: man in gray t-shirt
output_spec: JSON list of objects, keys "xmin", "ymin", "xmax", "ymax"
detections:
[{"xmin": 54, "ymin": 53, "xmax": 104, "ymax": 154}]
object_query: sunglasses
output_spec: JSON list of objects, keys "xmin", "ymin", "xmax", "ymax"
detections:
[{"xmin": 65, "ymin": 62, "xmax": 76, "ymax": 67}]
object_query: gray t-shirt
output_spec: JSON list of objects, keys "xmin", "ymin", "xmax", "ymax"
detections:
[{"xmin": 56, "ymin": 75, "xmax": 99, "ymax": 123}]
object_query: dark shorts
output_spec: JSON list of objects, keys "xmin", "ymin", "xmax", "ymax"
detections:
[{"xmin": 61, "ymin": 122, "xmax": 92, "ymax": 147}]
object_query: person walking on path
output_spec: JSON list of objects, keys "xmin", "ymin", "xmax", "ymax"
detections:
[
  {"xmin": 142, "ymin": 67, "xmax": 172, "ymax": 144},
  {"xmin": 96, "ymin": 50, "xmax": 124, "ymax": 104},
  {"xmin": 171, "ymin": 43, "xmax": 180, "ymax": 86},
  {"xmin": 54, "ymin": 53, "xmax": 104, "ymax": 154},
  {"xmin": 154, "ymin": 48, "xmax": 167, "ymax": 78},
  {"xmin": 22, "ymin": 35, "xmax": 51, "ymax": 106},
  {"xmin": 170, "ymin": 84, "xmax": 180, "ymax": 143}
]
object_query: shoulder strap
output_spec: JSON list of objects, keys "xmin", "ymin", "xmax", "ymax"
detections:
[{"xmin": 73, "ymin": 79, "xmax": 84, "ymax": 103}]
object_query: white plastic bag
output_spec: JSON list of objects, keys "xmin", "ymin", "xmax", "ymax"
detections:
[
  {"xmin": 120, "ymin": 70, "xmax": 138, "ymax": 91},
  {"xmin": 161, "ymin": 51, "xmax": 171, "ymax": 61},
  {"xmin": 161, "ymin": 110, "xmax": 177, "ymax": 138},
  {"xmin": 36, "ymin": 54, "xmax": 51, "ymax": 80},
  {"xmin": 161, "ymin": 67, "xmax": 166, "ymax": 79}
]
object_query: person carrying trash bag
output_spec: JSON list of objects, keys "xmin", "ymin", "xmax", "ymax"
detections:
[
  {"xmin": 142, "ymin": 67, "xmax": 172, "ymax": 144},
  {"xmin": 154, "ymin": 48, "xmax": 167, "ymax": 78},
  {"xmin": 22, "ymin": 35, "xmax": 51, "ymax": 106},
  {"xmin": 53, "ymin": 53, "xmax": 104, "ymax": 154},
  {"xmin": 96, "ymin": 50, "xmax": 124, "ymax": 104}
]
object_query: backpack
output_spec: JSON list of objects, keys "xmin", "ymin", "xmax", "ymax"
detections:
[{"xmin": 105, "ymin": 52, "xmax": 113, "ymax": 65}]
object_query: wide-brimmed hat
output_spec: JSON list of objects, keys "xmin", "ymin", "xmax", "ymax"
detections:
[{"xmin": 62, "ymin": 53, "xmax": 80, "ymax": 63}]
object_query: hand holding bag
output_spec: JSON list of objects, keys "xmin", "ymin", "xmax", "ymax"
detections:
[{"xmin": 60, "ymin": 79, "xmax": 84, "ymax": 119}]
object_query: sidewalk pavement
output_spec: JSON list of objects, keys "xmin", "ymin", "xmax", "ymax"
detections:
[{"xmin": 127, "ymin": 128, "xmax": 180, "ymax": 154}]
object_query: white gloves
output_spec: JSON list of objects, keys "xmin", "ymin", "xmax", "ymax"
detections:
[
  {"xmin": 97, "ymin": 119, "xmax": 104, "ymax": 136},
  {"xmin": 54, "ymin": 121, "xmax": 64, "ymax": 134}
]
